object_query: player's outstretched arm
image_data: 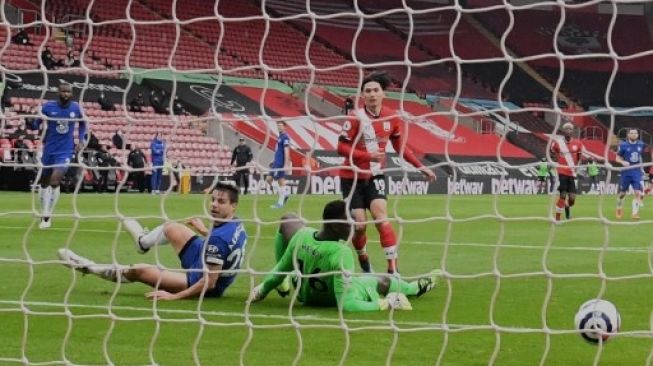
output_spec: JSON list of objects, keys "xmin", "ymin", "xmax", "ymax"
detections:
[
  {"xmin": 249, "ymin": 242, "xmax": 296, "ymax": 302},
  {"xmin": 147, "ymin": 263, "xmax": 221, "ymax": 301},
  {"xmin": 389, "ymin": 135, "xmax": 435, "ymax": 182}
]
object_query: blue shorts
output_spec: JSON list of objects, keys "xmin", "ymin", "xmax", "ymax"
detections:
[
  {"xmin": 620, "ymin": 174, "xmax": 642, "ymax": 192},
  {"xmin": 178, "ymin": 236, "xmax": 225, "ymax": 297},
  {"xmin": 41, "ymin": 152, "xmax": 72, "ymax": 176},
  {"xmin": 270, "ymin": 167, "xmax": 285, "ymax": 180}
]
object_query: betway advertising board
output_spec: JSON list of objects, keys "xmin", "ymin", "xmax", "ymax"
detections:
[
  {"xmin": 238, "ymin": 175, "xmax": 434, "ymax": 196},
  {"xmin": 440, "ymin": 156, "xmax": 620, "ymax": 195},
  {"xmin": 231, "ymin": 156, "xmax": 620, "ymax": 195},
  {"xmin": 203, "ymin": 156, "xmax": 620, "ymax": 196}
]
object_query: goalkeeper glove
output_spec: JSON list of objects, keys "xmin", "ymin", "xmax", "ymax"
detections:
[
  {"xmin": 248, "ymin": 284, "xmax": 266, "ymax": 303},
  {"xmin": 379, "ymin": 292, "xmax": 413, "ymax": 311}
]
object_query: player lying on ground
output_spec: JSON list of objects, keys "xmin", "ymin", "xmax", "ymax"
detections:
[
  {"xmin": 58, "ymin": 182, "xmax": 247, "ymax": 300},
  {"xmin": 249, "ymin": 200, "xmax": 437, "ymax": 311}
]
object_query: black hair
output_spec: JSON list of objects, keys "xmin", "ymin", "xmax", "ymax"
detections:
[
  {"xmin": 361, "ymin": 71, "xmax": 389, "ymax": 91},
  {"xmin": 322, "ymin": 200, "xmax": 347, "ymax": 221},
  {"xmin": 214, "ymin": 181, "xmax": 239, "ymax": 203}
]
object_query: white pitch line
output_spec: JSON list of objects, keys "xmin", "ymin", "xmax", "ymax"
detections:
[
  {"xmin": 0, "ymin": 225, "xmax": 649, "ymax": 253},
  {"xmin": 0, "ymin": 300, "xmax": 650, "ymax": 338},
  {"xmin": 0, "ymin": 299, "xmax": 443, "ymax": 328}
]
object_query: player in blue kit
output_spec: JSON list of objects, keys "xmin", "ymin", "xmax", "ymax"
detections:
[
  {"xmin": 266, "ymin": 121, "xmax": 291, "ymax": 208},
  {"xmin": 58, "ymin": 182, "xmax": 247, "ymax": 300},
  {"xmin": 31, "ymin": 83, "xmax": 87, "ymax": 229},
  {"xmin": 615, "ymin": 129, "xmax": 646, "ymax": 220}
]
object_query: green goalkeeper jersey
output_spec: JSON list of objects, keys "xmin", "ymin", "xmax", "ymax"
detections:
[{"xmin": 260, "ymin": 227, "xmax": 380, "ymax": 310}]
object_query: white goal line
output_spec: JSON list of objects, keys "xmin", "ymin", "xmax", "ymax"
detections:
[{"xmin": 0, "ymin": 300, "xmax": 650, "ymax": 339}]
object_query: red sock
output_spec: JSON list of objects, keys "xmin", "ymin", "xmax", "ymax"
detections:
[
  {"xmin": 352, "ymin": 230, "xmax": 367, "ymax": 256},
  {"xmin": 377, "ymin": 222, "xmax": 398, "ymax": 273}
]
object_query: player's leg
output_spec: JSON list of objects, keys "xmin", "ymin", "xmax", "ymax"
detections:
[
  {"xmin": 377, "ymin": 273, "xmax": 438, "ymax": 298},
  {"xmin": 369, "ymin": 198, "xmax": 399, "ymax": 274},
  {"xmin": 59, "ymin": 248, "xmax": 189, "ymax": 292},
  {"xmin": 554, "ymin": 177, "xmax": 568, "ymax": 221},
  {"xmin": 342, "ymin": 177, "xmax": 372, "ymax": 272},
  {"xmin": 616, "ymin": 176, "xmax": 628, "ymax": 219},
  {"xmin": 123, "ymin": 220, "xmax": 195, "ymax": 254},
  {"xmin": 631, "ymin": 177, "xmax": 642, "ymax": 220},
  {"xmin": 39, "ymin": 154, "xmax": 68, "ymax": 229},
  {"xmin": 123, "ymin": 264, "xmax": 189, "ymax": 293},
  {"xmin": 351, "ymin": 208, "xmax": 371, "ymax": 272},
  {"xmin": 269, "ymin": 170, "xmax": 286, "ymax": 208},
  {"xmin": 38, "ymin": 166, "xmax": 52, "ymax": 228},
  {"xmin": 58, "ymin": 248, "xmax": 131, "ymax": 283},
  {"xmin": 566, "ymin": 192, "xmax": 575, "ymax": 220},
  {"xmin": 278, "ymin": 177, "xmax": 290, "ymax": 207},
  {"xmin": 564, "ymin": 176, "xmax": 577, "ymax": 219}
]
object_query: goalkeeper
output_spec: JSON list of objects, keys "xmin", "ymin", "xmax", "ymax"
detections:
[{"xmin": 249, "ymin": 200, "xmax": 437, "ymax": 311}]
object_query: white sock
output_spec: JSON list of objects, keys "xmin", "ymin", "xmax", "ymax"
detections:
[
  {"xmin": 383, "ymin": 245, "xmax": 398, "ymax": 260},
  {"xmin": 48, "ymin": 186, "xmax": 60, "ymax": 217},
  {"xmin": 617, "ymin": 196, "xmax": 625, "ymax": 209},
  {"xmin": 139, "ymin": 224, "xmax": 169, "ymax": 250},
  {"xmin": 632, "ymin": 198, "xmax": 640, "ymax": 215},
  {"xmin": 277, "ymin": 184, "xmax": 286, "ymax": 205},
  {"xmin": 88, "ymin": 264, "xmax": 131, "ymax": 283},
  {"xmin": 40, "ymin": 186, "xmax": 52, "ymax": 219}
]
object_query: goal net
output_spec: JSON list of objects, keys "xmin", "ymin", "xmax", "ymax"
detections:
[{"xmin": 0, "ymin": 0, "xmax": 652, "ymax": 365}]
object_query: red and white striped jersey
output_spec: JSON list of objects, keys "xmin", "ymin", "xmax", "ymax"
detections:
[
  {"xmin": 551, "ymin": 137, "xmax": 585, "ymax": 177},
  {"xmin": 337, "ymin": 106, "xmax": 422, "ymax": 180}
]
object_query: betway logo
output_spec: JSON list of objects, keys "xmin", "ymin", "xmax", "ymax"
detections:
[
  {"xmin": 248, "ymin": 178, "xmax": 300, "ymax": 195},
  {"xmin": 448, "ymin": 179, "xmax": 484, "ymax": 195},
  {"xmin": 388, "ymin": 177, "xmax": 429, "ymax": 195},
  {"xmin": 310, "ymin": 176, "xmax": 430, "ymax": 195},
  {"xmin": 491, "ymin": 178, "xmax": 538, "ymax": 195}
]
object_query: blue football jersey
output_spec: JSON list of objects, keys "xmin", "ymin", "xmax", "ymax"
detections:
[
  {"xmin": 206, "ymin": 219, "xmax": 247, "ymax": 293},
  {"xmin": 273, "ymin": 132, "xmax": 289, "ymax": 168},
  {"xmin": 617, "ymin": 140, "xmax": 645, "ymax": 176},
  {"xmin": 35, "ymin": 101, "xmax": 86, "ymax": 155}
]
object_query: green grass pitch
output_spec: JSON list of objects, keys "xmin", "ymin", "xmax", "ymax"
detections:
[{"xmin": 0, "ymin": 191, "xmax": 651, "ymax": 365}]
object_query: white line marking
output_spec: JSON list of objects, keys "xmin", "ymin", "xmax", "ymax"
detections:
[{"xmin": 0, "ymin": 225, "xmax": 648, "ymax": 253}]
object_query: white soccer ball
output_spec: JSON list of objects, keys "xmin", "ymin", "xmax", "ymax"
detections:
[{"xmin": 574, "ymin": 299, "xmax": 621, "ymax": 344}]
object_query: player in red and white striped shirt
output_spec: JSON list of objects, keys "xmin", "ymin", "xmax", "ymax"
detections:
[
  {"xmin": 550, "ymin": 122, "xmax": 605, "ymax": 221},
  {"xmin": 337, "ymin": 72, "xmax": 436, "ymax": 274}
]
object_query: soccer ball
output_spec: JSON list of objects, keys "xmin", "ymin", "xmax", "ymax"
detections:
[{"xmin": 574, "ymin": 299, "xmax": 621, "ymax": 344}]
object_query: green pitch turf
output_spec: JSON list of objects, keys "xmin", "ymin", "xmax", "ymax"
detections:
[{"xmin": 0, "ymin": 192, "xmax": 651, "ymax": 365}]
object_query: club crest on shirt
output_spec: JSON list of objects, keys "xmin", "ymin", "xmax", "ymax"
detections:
[
  {"xmin": 56, "ymin": 121, "xmax": 69, "ymax": 134},
  {"xmin": 69, "ymin": 111, "xmax": 76, "ymax": 118},
  {"xmin": 571, "ymin": 145, "xmax": 578, "ymax": 151},
  {"xmin": 383, "ymin": 121, "xmax": 391, "ymax": 131}
]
